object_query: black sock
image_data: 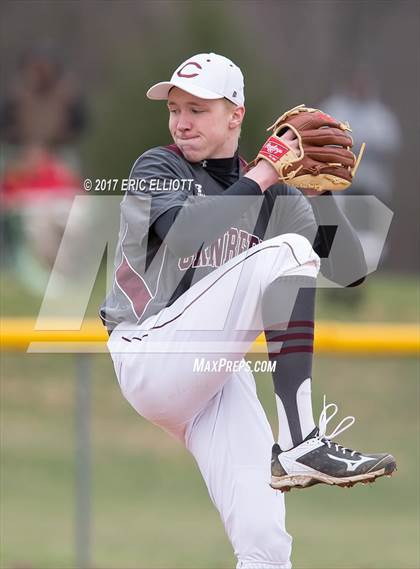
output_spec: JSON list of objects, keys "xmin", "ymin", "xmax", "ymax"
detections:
[{"xmin": 262, "ymin": 276, "xmax": 316, "ymax": 450}]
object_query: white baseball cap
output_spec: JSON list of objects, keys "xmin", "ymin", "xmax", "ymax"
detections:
[{"xmin": 146, "ymin": 52, "xmax": 245, "ymax": 105}]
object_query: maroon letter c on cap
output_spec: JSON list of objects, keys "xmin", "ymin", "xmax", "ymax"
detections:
[{"xmin": 177, "ymin": 61, "xmax": 202, "ymax": 78}]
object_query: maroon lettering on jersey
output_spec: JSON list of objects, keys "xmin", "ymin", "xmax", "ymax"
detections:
[
  {"xmin": 178, "ymin": 256, "xmax": 194, "ymax": 270},
  {"xmin": 177, "ymin": 228, "xmax": 261, "ymax": 271},
  {"xmin": 223, "ymin": 228, "xmax": 239, "ymax": 262},
  {"xmin": 249, "ymin": 234, "xmax": 262, "ymax": 248},
  {"xmin": 238, "ymin": 229, "xmax": 251, "ymax": 255},
  {"xmin": 116, "ymin": 252, "xmax": 153, "ymax": 319},
  {"xmin": 209, "ymin": 236, "xmax": 224, "ymax": 267},
  {"xmin": 192, "ymin": 246, "xmax": 211, "ymax": 268}
]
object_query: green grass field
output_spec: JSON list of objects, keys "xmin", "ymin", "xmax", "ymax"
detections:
[{"xmin": 1, "ymin": 271, "xmax": 419, "ymax": 569}]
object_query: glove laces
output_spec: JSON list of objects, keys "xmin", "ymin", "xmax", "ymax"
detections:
[{"xmin": 317, "ymin": 396, "xmax": 357, "ymax": 455}]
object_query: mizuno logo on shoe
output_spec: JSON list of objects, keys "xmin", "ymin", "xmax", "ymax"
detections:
[{"xmin": 326, "ymin": 453, "xmax": 377, "ymax": 472}]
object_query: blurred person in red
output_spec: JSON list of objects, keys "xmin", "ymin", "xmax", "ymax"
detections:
[
  {"xmin": 1, "ymin": 43, "xmax": 87, "ymax": 165},
  {"xmin": 0, "ymin": 43, "xmax": 89, "ymax": 292}
]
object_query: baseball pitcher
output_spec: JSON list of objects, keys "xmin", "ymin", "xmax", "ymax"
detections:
[{"xmin": 101, "ymin": 53, "xmax": 396, "ymax": 568}]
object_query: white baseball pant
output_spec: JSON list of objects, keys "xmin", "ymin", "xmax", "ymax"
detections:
[{"xmin": 108, "ymin": 233, "xmax": 320, "ymax": 568}]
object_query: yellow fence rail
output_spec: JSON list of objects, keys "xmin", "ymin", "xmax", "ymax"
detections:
[{"xmin": 1, "ymin": 318, "xmax": 419, "ymax": 355}]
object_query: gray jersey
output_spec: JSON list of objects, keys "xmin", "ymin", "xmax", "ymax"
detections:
[{"xmin": 100, "ymin": 145, "xmax": 317, "ymax": 331}]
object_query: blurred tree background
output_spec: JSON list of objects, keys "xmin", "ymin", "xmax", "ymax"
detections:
[{"xmin": 1, "ymin": 0, "xmax": 418, "ymax": 271}]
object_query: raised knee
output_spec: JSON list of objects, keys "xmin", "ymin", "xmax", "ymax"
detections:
[
  {"xmin": 268, "ymin": 233, "xmax": 319, "ymax": 272},
  {"xmin": 281, "ymin": 232, "xmax": 314, "ymax": 259}
]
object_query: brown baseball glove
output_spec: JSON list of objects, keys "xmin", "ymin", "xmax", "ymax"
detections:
[{"xmin": 255, "ymin": 104, "xmax": 365, "ymax": 192}]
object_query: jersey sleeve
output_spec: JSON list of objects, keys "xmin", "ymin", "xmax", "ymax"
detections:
[
  {"xmin": 266, "ymin": 184, "xmax": 366, "ymax": 286},
  {"xmin": 266, "ymin": 184, "xmax": 318, "ymax": 241},
  {"xmin": 308, "ymin": 192, "xmax": 367, "ymax": 286}
]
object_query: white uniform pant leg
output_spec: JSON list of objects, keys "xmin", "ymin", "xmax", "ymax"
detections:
[
  {"xmin": 108, "ymin": 234, "xmax": 320, "ymax": 440},
  {"xmin": 186, "ymin": 367, "xmax": 292, "ymax": 569}
]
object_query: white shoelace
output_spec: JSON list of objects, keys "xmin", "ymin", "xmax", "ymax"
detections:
[{"xmin": 317, "ymin": 395, "xmax": 356, "ymax": 455}]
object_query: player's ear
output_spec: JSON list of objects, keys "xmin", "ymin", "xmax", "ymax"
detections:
[{"xmin": 229, "ymin": 105, "xmax": 245, "ymax": 129}]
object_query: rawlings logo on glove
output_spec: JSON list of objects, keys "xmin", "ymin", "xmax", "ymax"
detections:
[
  {"xmin": 259, "ymin": 138, "xmax": 291, "ymax": 162},
  {"xmin": 256, "ymin": 104, "xmax": 365, "ymax": 192}
]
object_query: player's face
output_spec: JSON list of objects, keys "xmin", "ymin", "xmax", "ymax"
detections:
[{"xmin": 167, "ymin": 88, "xmax": 244, "ymax": 162}]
